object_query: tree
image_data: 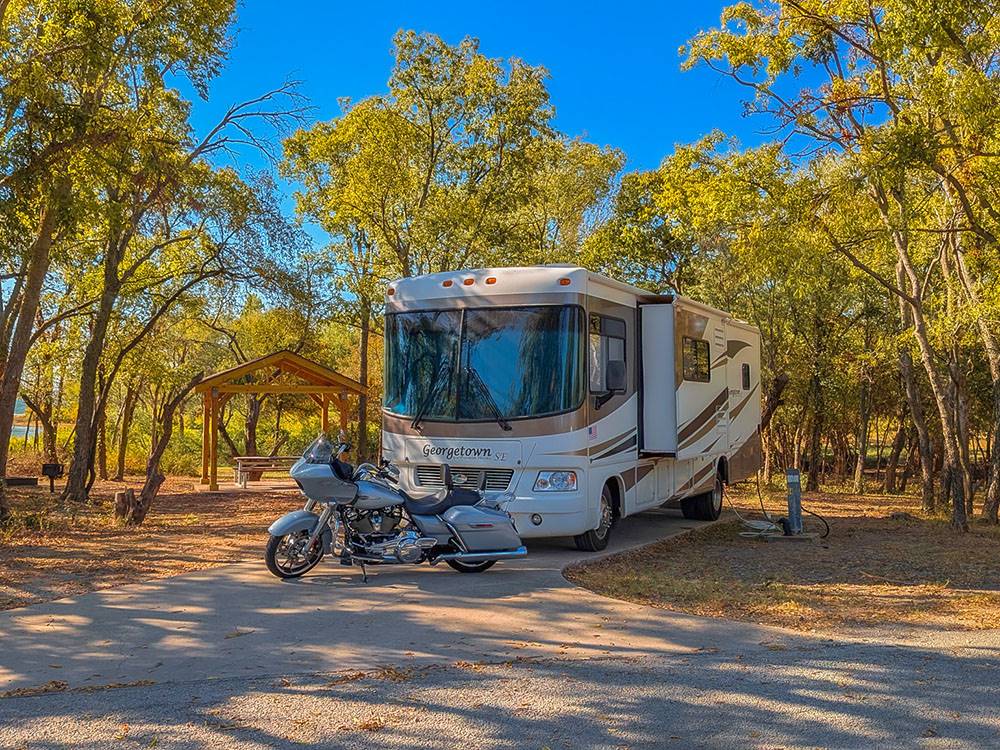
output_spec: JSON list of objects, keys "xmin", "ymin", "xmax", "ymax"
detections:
[
  {"xmin": 683, "ymin": 0, "xmax": 1000, "ymax": 528},
  {"xmin": 0, "ymin": 0, "xmax": 247, "ymax": 518}
]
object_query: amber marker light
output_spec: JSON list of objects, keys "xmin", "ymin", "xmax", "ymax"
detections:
[
  {"xmin": 442, "ymin": 279, "xmax": 453, "ymax": 287},
  {"xmin": 463, "ymin": 278, "xmax": 475, "ymax": 286},
  {"xmin": 559, "ymin": 278, "xmax": 571, "ymax": 286},
  {"xmin": 387, "ymin": 287, "xmax": 395, "ymax": 296},
  {"xmin": 485, "ymin": 277, "xmax": 497, "ymax": 285}
]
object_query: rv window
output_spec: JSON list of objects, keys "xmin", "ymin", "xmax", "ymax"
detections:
[
  {"xmin": 742, "ymin": 363, "xmax": 751, "ymax": 390},
  {"xmin": 681, "ymin": 337, "xmax": 711, "ymax": 383},
  {"xmin": 589, "ymin": 314, "xmax": 626, "ymax": 392}
]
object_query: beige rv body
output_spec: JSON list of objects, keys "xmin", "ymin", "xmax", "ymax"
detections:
[{"xmin": 381, "ymin": 266, "xmax": 762, "ymax": 539}]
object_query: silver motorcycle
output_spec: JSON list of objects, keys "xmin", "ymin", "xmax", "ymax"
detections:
[{"xmin": 264, "ymin": 434, "xmax": 526, "ymax": 580}]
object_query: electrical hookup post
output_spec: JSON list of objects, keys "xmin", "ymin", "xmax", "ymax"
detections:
[
  {"xmin": 767, "ymin": 467, "xmax": 818, "ymax": 542},
  {"xmin": 785, "ymin": 468, "xmax": 803, "ymax": 535}
]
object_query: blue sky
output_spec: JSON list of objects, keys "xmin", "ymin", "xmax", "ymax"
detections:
[{"xmin": 189, "ymin": 1, "xmax": 768, "ymax": 175}]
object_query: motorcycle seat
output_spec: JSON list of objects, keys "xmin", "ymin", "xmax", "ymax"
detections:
[{"xmin": 402, "ymin": 487, "xmax": 481, "ymax": 516}]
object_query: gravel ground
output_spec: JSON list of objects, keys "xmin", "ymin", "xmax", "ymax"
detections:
[{"xmin": 3, "ymin": 640, "xmax": 1000, "ymax": 750}]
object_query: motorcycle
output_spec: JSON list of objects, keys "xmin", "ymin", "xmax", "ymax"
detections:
[{"xmin": 264, "ymin": 434, "xmax": 527, "ymax": 580}]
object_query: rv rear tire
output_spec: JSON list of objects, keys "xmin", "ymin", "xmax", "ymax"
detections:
[
  {"xmin": 575, "ymin": 484, "xmax": 614, "ymax": 552},
  {"xmin": 681, "ymin": 475, "xmax": 724, "ymax": 521}
]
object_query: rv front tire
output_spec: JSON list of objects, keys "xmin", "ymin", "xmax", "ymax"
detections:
[
  {"xmin": 681, "ymin": 475, "xmax": 724, "ymax": 522},
  {"xmin": 575, "ymin": 484, "xmax": 615, "ymax": 552}
]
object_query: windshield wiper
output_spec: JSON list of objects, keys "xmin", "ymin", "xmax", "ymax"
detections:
[
  {"xmin": 410, "ymin": 360, "xmax": 453, "ymax": 431},
  {"xmin": 464, "ymin": 365, "xmax": 512, "ymax": 432}
]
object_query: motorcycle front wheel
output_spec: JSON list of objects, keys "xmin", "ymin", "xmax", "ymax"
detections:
[{"xmin": 265, "ymin": 530, "xmax": 324, "ymax": 579}]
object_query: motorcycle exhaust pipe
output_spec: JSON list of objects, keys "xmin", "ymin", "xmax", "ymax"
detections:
[{"xmin": 433, "ymin": 546, "xmax": 528, "ymax": 563}]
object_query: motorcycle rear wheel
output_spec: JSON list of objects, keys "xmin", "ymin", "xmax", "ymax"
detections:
[
  {"xmin": 265, "ymin": 531, "xmax": 324, "ymax": 579},
  {"xmin": 445, "ymin": 559, "xmax": 496, "ymax": 573}
]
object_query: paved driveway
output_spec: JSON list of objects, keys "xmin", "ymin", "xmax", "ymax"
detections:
[{"xmin": 2, "ymin": 509, "xmax": 1000, "ymax": 749}]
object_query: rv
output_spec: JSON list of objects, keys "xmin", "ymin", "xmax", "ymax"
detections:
[{"xmin": 381, "ymin": 265, "xmax": 761, "ymax": 551}]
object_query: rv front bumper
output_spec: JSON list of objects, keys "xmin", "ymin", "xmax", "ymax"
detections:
[{"xmin": 502, "ymin": 493, "xmax": 591, "ymax": 538}]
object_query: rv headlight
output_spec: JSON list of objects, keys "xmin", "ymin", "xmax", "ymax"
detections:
[{"xmin": 533, "ymin": 471, "xmax": 577, "ymax": 492}]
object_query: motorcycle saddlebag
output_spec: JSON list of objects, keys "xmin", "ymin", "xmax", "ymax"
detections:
[{"xmin": 442, "ymin": 504, "xmax": 521, "ymax": 552}]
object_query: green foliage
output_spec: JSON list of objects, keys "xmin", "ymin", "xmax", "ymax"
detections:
[{"xmin": 282, "ymin": 31, "xmax": 622, "ymax": 282}]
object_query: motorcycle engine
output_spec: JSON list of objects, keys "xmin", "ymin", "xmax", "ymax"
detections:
[
  {"xmin": 347, "ymin": 506, "xmax": 403, "ymax": 535},
  {"xmin": 344, "ymin": 507, "xmax": 437, "ymax": 563}
]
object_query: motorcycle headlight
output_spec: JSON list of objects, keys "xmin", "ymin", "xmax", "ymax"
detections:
[{"xmin": 533, "ymin": 471, "xmax": 577, "ymax": 492}]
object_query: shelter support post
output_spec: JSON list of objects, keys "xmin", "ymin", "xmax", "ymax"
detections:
[
  {"xmin": 321, "ymin": 396, "xmax": 329, "ymax": 434},
  {"xmin": 209, "ymin": 389, "xmax": 219, "ymax": 492},
  {"xmin": 200, "ymin": 395, "xmax": 210, "ymax": 485}
]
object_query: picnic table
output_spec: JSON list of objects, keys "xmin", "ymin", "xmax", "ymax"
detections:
[{"xmin": 232, "ymin": 455, "xmax": 299, "ymax": 487}]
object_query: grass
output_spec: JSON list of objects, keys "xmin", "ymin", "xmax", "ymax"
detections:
[
  {"xmin": 0, "ymin": 476, "xmax": 300, "ymax": 610},
  {"xmin": 566, "ymin": 485, "xmax": 1000, "ymax": 634}
]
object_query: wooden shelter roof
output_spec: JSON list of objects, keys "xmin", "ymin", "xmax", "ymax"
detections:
[{"xmin": 194, "ymin": 350, "xmax": 367, "ymax": 396}]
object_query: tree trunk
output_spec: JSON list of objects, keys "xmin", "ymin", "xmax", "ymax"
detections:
[
  {"xmin": 883, "ymin": 405, "xmax": 908, "ymax": 494},
  {"xmin": 357, "ymin": 297, "xmax": 371, "ymax": 463},
  {"xmin": 20, "ymin": 393, "xmax": 58, "ymax": 464},
  {"xmin": 762, "ymin": 428, "xmax": 773, "ymax": 486},
  {"xmin": 907, "ymin": 295, "xmax": 967, "ymax": 529},
  {"xmin": 116, "ymin": 373, "xmax": 202, "ymax": 525},
  {"xmin": 63, "ymin": 237, "xmax": 124, "ymax": 503},
  {"xmin": 899, "ymin": 345, "xmax": 935, "ymax": 511},
  {"xmin": 97, "ymin": 401, "xmax": 108, "ymax": 481},
  {"xmin": 115, "ymin": 384, "xmax": 139, "ymax": 481},
  {"xmin": 0, "ymin": 193, "xmax": 62, "ymax": 521},
  {"xmin": 760, "ymin": 372, "xmax": 789, "ymax": 432},
  {"xmin": 953, "ymin": 369, "xmax": 974, "ymax": 517},
  {"xmin": 245, "ymin": 396, "xmax": 260, "ymax": 455},
  {"xmin": 806, "ymin": 374, "xmax": 823, "ymax": 492},
  {"xmin": 853, "ymin": 378, "xmax": 871, "ymax": 494},
  {"xmin": 983, "ymin": 381, "xmax": 1000, "ymax": 523},
  {"xmin": 953, "ymin": 245, "xmax": 1000, "ymax": 522},
  {"xmin": 881, "ymin": 198, "xmax": 964, "ymax": 527},
  {"xmin": 244, "ymin": 395, "xmax": 264, "ymax": 480}
]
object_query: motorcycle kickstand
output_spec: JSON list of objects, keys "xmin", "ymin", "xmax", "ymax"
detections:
[{"xmin": 359, "ymin": 560, "xmax": 368, "ymax": 583}]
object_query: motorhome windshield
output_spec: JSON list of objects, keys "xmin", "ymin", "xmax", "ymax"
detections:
[{"xmin": 384, "ymin": 305, "xmax": 585, "ymax": 423}]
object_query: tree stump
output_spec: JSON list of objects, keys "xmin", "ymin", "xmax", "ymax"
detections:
[{"xmin": 114, "ymin": 489, "xmax": 137, "ymax": 523}]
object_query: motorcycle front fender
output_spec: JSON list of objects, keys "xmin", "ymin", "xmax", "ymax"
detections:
[{"xmin": 268, "ymin": 510, "xmax": 334, "ymax": 552}]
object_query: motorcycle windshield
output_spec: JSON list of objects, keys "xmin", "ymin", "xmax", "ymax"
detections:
[{"xmin": 302, "ymin": 434, "xmax": 335, "ymax": 464}]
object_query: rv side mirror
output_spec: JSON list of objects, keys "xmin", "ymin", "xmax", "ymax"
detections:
[{"xmin": 606, "ymin": 360, "xmax": 626, "ymax": 393}]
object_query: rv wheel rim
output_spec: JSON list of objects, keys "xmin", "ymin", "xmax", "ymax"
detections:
[
  {"xmin": 596, "ymin": 497, "xmax": 612, "ymax": 539},
  {"xmin": 712, "ymin": 480, "xmax": 723, "ymax": 513}
]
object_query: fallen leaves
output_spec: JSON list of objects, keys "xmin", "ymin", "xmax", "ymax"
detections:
[
  {"xmin": 566, "ymin": 489, "xmax": 1000, "ymax": 635},
  {"xmin": 0, "ymin": 679, "xmax": 68, "ymax": 698}
]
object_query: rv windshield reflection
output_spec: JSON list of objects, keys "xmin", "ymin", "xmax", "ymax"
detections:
[{"xmin": 384, "ymin": 305, "xmax": 585, "ymax": 423}]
